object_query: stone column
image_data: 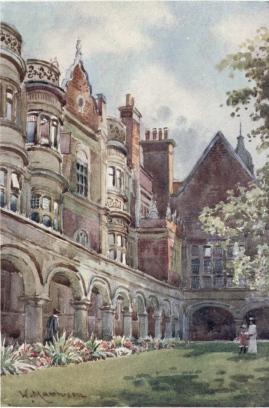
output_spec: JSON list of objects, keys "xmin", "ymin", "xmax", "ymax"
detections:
[
  {"xmin": 234, "ymin": 318, "xmax": 243, "ymax": 336},
  {"xmin": 123, "ymin": 311, "xmax": 132, "ymax": 339},
  {"xmin": 165, "ymin": 317, "xmax": 172, "ymax": 339},
  {"xmin": 138, "ymin": 313, "xmax": 148, "ymax": 339},
  {"xmin": 183, "ymin": 314, "xmax": 191, "ymax": 343},
  {"xmin": 23, "ymin": 296, "xmax": 45, "ymax": 344},
  {"xmin": 101, "ymin": 306, "xmax": 115, "ymax": 340},
  {"xmin": 154, "ymin": 314, "xmax": 162, "ymax": 339},
  {"xmin": 73, "ymin": 300, "xmax": 91, "ymax": 341}
]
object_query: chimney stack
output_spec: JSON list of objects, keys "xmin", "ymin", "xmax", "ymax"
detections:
[{"xmin": 153, "ymin": 128, "xmax": 157, "ymax": 140}]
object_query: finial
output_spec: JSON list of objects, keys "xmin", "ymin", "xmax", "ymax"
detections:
[{"xmin": 76, "ymin": 38, "xmax": 82, "ymax": 58}]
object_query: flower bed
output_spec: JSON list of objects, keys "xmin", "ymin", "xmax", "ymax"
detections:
[{"xmin": 1, "ymin": 333, "xmax": 183, "ymax": 376}]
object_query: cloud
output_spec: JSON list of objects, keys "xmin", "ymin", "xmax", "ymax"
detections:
[
  {"xmin": 18, "ymin": 2, "xmax": 177, "ymax": 73},
  {"xmin": 213, "ymin": 8, "xmax": 268, "ymax": 51}
]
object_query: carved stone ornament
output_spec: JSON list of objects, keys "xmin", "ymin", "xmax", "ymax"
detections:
[
  {"xmin": 107, "ymin": 197, "xmax": 122, "ymax": 209},
  {"xmin": 26, "ymin": 61, "xmax": 59, "ymax": 85},
  {"xmin": 0, "ymin": 27, "xmax": 21, "ymax": 55}
]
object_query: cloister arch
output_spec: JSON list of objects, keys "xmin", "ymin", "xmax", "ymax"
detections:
[
  {"xmin": 43, "ymin": 265, "xmax": 86, "ymax": 339},
  {"xmin": 186, "ymin": 303, "xmax": 236, "ymax": 341},
  {"xmin": 147, "ymin": 295, "xmax": 160, "ymax": 338},
  {"xmin": 87, "ymin": 277, "xmax": 112, "ymax": 339},
  {"xmin": 112, "ymin": 287, "xmax": 132, "ymax": 336},
  {"xmin": 132, "ymin": 292, "xmax": 147, "ymax": 339},
  {"xmin": 240, "ymin": 304, "xmax": 269, "ymax": 339},
  {"xmin": 1, "ymin": 246, "xmax": 43, "ymax": 343}
]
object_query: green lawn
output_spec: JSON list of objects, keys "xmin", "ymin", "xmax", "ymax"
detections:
[{"xmin": 2, "ymin": 342, "xmax": 269, "ymax": 407}]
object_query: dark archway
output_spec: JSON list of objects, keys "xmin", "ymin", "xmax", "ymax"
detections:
[
  {"xmin": 147, "ymin": 306, "xmax": 155, "ymax": 337},
  {"xmin": 88, "ymin": 287, "xmax": 103, "ymax": 338},
  {"xmin": 43, "ymin": 273, "xmax": 74, "ymax": 338},
  {"xmin": 191, "ymin": 306, "xmax": 235, "ymax": 341},
  {"xmin": 1, "ymin": 260, "xmax": 25, "ymax": 343}
]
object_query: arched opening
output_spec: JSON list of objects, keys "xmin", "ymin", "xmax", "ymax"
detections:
[
  {"xmin": 88, "ymin": 287, "xmax": 103, "ymax": 338},
  {"xmin": 191, "ymin": 306, "xmax": 235, "ymax": 341},
  {"xmin": 245, "ymin": 307, "xmax": 269, "ymax": 339},
  {"xmin": 161, "ymin": 310, "xmax": 166, "ymax": 339},
  {"xmin": 1, "ymin": 260, "xmax": 25, "ymax": 343},
  {"xmin": 133, "ymin": 294, "xmax": 146, "ymax": 339},
  {"xmin": 147, "ymin": 306, "xmax": 155, "ymax": 337},
  {"xmin": 43, "ymin": 273, "xmax": 74, "ymax": 338},
  {"xmin": 114, "ymin": 296, "xmax": 124, "ymax": 336}
]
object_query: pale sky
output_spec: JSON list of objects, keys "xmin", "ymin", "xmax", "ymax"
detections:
[{"xmin": 1, "ymin": 1, "xmax": 268, "ymax": 179}]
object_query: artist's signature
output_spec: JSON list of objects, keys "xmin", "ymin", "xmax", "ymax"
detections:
[{"xmin": 19, "ymin": 389, "xmax": 87, "ymax": 404}]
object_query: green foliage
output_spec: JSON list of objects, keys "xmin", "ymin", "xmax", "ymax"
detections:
[
  {"xmin": 1, "ymin": 340, "xmax": 36, "ymax": 376},
  {"xmin": 44, "ymin": 332, "xmax": 83, "ymax": 366},
  {"xmin": 85, "ymin": 333, "xmax": 110, "ymax": 360},
  {"xmin": 217, "ymin": 27, "xmax": 269, "ymax": 152},
  {"xmin": 200, "ymin": 27, "xmax": 269, "ymax": 291}
]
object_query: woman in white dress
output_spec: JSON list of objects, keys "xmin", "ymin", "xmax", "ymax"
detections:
[{"xmin": 248, "ymin": 318, "xmax": 257, "ymax": 354}]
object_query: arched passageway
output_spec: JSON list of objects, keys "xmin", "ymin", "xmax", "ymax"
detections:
[
  {"xmin": 147, "ymin": 306, "xmax": 155, "ymax": 337},
  {"xmin": 43, "ymin": 273, "xmax": 74, "ymax": 338},
  {"xmin": 88, "ymin": 288, "xmax": 103, "ymax": 338},
  {"xmin": 245, "ymin": 307, "xmax": 269, "ymax": 339},
  {"xmin": 191, "ymin": 306, "xmax": 236, "ymax": 341},
  {"xmin": 1, "ymin": 260, "xmax": 25, "ymax": 343},
  {"xmin": 161, "ymin": 310, "xmax": 166, "ymax": 339}
]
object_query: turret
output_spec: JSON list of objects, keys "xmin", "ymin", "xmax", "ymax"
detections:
[
  {"xmin": 235, "ymin": 124, "xmax": 254, "ymax": 174},
  {"xmin": 0, "ymin": 22, "xmax": 27, "ymax": 213},
  {"xmin": 24, "ymin": 58, "xmax": 66, "ymax": 230}
]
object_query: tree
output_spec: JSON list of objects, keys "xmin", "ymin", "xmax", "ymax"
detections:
[{"xmin": 199, "ymin": 27, "xmax": 269, "ymax": 292}]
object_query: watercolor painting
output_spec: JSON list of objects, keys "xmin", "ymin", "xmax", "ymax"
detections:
[{"xmin": 1, "ymin": 1, "xmax": 269, "ymax": 407}]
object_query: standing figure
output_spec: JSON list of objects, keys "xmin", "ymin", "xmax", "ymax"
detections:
[
  {"xmin": 248, "ymin": 318, "xmax": 257, "ymax": 354},
  {"xmin": 44, "ymin": 308, "xmax": 61, "ymax": 345},
  {"xmin": 236, "ymin": 324, "xmax": 249, "ymax": 354}
]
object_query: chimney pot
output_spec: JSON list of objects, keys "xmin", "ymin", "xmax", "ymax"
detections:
[
  {"xmin": 158, "ymin": 128, "xmax": 163, "ymax": 140},
  {"xmin": 164, "ymin": 127, "xmax": 168, "ymax": 139},
  {"xmin": 145, "ymin": 129, "xmax": 150, "ymax": 140},
  {"xmin": 126, "ymin": 94, "xmax": 132, "ymax": 106},
  {"xmin": 152, "ymin": 128, "xmax": 157, "ymax": 140}
]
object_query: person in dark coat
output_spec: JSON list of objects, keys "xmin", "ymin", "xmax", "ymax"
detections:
[{"xmin": 44, "ymin": 308, "xmax": 61, "ymax": 345}]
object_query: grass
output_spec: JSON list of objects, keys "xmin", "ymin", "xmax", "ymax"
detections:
[{"xmin": 1, "ymin": 342, "xmax": 269, "ymax": 407}]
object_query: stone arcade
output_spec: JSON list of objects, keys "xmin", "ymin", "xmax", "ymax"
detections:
[{"xmin": 1, "ymin": 22, "xmax": 268, "ymax": 345}]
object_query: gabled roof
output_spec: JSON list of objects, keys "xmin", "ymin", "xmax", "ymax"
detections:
[
  {"xmin": 61, "ymin": 39, "xmax": 92, "ymax": 93},
  {"xmin": 175, "ymin": 131, "xmax": 255, "ymax": 196}
]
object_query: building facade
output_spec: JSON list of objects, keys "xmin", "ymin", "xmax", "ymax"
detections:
[{"xmin": 1, "ymin": 22, "xmax": 268, "ymax": 344}]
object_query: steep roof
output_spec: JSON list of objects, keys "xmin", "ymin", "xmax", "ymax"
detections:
[{"xmin": 174, "ymin": 131, "xmax": 255, "ymax": 196}]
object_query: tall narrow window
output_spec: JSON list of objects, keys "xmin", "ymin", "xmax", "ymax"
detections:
[
  {"xmin": 40, "ymin": 115, "xmax": 50, "ymax": 145},
  {"xmin": 42, "ymin": 197, "xmax": 51, "ymax": 211},
  {"xmin": 26, "ymin": 114, "xmax": 37, "ymax": 143},
  {"xmin": 10, "ymin": 195, "xmax": 17, "ymax": 212},
  {"xmin": 11, "ymin": 173, "xmax": 20, "ymax": 190},
  {"xmin": 51, "ymin": 120, "xmax": 58, "ymax": 148},
  {"xmin": 0, "ymin": 170, "xmax": 5, "ymax": 186},
  {"xmin": 76, "ymin": 160, "xmax": 88, "ymax": 197},
  {"xmin": 0, "ymin": 191, "xmax": 5, "ymax": 208},
  {"xmin": 31, "ymin": 195, "xmax": 40, "ymax": 209},
  {"xmin": 6, "ymin": 89, "xmax": 13, "ymax": 121},
  {"xmin": 116, "ymin": 169, "xmax": 122, "ymax": 189},
  {"xmin": 42, "ymin": 215, "xmax": 51, "ymax": 227},
  {"xmin": 191, "ymin": 259, "xmax": 200, "ymax": 274},
  {"xmin": 108, "ymin": 166, "xmax": 115, "ymax": 188}
]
